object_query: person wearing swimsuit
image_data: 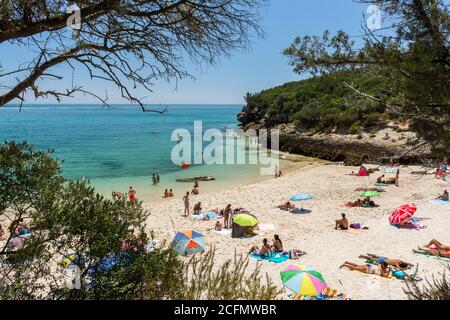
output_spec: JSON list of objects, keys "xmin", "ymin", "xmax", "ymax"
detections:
[
  {"xmin": 183, "ymin": 192, "xmax": 190, "ymax": 217},
  {"xmin": 128, "ymin": 186, "xmax": 136, "ymax": 202}
]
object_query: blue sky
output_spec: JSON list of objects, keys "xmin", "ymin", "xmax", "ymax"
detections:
[{"xmin": 1, "ymin": 0, "xmax": 371, "ymax": 105}]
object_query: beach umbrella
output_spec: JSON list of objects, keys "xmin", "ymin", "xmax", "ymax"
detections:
[
  {"xmin": 290, "ymin": 193, "xmax": 312, "ymax": 210},
  {"xmin": 360, "ymin": 191, "xmax": 380, "ymax": 198},
  {"xmin": 232, "ymin": 213, "xmax": 259, "ymax": 227},
  {"xmin": 280, "ymin": 264, "xmax": 327, "ymax": 296},
  {"xmin": 389, "ymin": 203, "xmax": 417, "ymax": 224},
  {"xmin": 171, "ymin": 230, "xmax": 206, "ymax": 256}
]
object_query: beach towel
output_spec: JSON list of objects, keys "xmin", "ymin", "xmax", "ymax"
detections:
[
  {"xmin": 413, "ymin": 250, "xmax": 450, "ymax": 262},
  {"xmin": 289, "ymin": 288, "xmax": 351, "ymax": 300},
  {"xmin": 392, "ymin": 222, "xmax": 426, "ymax": 230},
  {"xmin": 250, "ymin": 253, "xmax": 288, "ymax": 264},
  {"xmin": 212, "ymin": 229, "xmax": 232, "ymax": 236},
  {"xmin": 192, "ymin": 212, "xmax": 220, "ymax": 220},
  {"xmin": 375, "ymin": 183, "xmax": 389, "ymax": 187},
  {"xmin": 431, "ymin": 199, "xmax": 450, "ymax": 205}
]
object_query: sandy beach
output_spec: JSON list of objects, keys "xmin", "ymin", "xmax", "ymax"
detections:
[{"xmin": 144, "ymin": 163, "xmax": 450, "ymax": 300}]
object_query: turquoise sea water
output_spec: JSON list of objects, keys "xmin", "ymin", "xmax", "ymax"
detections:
[{"xmin": 0, "ymin": 104, "xmax": 303, "ymax": 201}]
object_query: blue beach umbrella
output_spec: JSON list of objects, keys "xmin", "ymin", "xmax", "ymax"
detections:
[
  {"xmin": 290, "ymin": 193, "xmax": 313, "ymax": 211},
  {"xmin": 171, "ymin": 230, "xmax": 206, "ymax": 256}
]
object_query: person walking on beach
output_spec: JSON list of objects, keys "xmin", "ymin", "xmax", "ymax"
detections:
[
  {"xmin": 128, "ymin": 186, "xmax": 136, "ymax": 202},
  {"xmin": 183, "ymin": 192, "xmax": 190, "ymax": 217}
]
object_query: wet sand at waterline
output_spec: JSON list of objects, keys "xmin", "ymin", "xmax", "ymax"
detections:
[{"xmin": 144, "ymin": 164, "xmax": 450, "ymax": 300}]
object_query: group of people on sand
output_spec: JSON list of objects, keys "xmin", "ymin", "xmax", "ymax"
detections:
[
  {"xmin": 249, "ymin": 235, "xmax": 284, "ymax": 257},
  {"xmin": 0, "ymin": 218, "xmax": 32, "ymax": 250},
  {"xmin": 346, "ymin": 196, "xmax": 376, "ymax": 208},
  {"xmin": 340, "ymin": 255, "xmax": 414, "ymax": 279},
  {"xmin": 112, "ymin": 186, "xmax": 138, "ymax": 202},
  {"xmin": 376, "ymin": 169, "xmax": 400, "ymax": 186},
  {"xmin": 182, "ymin": 189, "xmax": 202, "ymax": 217}
]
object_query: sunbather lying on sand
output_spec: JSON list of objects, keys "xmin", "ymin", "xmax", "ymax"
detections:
[
  {"xmin": 249, "ymin": 238, "xmax": 271, "ymax": 257},
  {"xmin": 340, "ymin": 261, "xmax": 391, "ymax": 278},
  {"xmin": 278, "ymin": 202, "xmax": 295, "ymax": 211},
  {"xmin": 359, "ymin": 254, "xmax": 413, "ymax": 270},
  {"xmin": 335, "ymin": 213, "xmax": 349, "ymax": 230},
  {"xmin": 346, "ymin": 199, "xmax": 362, "ymax": 207},
  {"xmin": 415, "ymin": 239, "xmax": 450, "ymax": 258}
]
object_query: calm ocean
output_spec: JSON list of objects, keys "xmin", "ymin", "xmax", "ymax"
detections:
[{"xmin": 0, "ymin": 104, "xmax": 301, "ymax": 201}]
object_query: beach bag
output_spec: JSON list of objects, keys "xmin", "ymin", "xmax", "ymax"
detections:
[
  {"xmin": 392, "ymin": 270, "xmax": 406, "ymax": 280},
  {"xmin": 350, "ymin": 223, "xmax": 361, "ymax": 229}
]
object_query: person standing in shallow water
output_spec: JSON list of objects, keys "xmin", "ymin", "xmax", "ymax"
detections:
[
  {"xmin": 183, "ymin": 192, "xmax": 190, "ymax": 217},
  {"xmin": 156, "ymin": 172, "xmax": 160, "ymax": 183}
]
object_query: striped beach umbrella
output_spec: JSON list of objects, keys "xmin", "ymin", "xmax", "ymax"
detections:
[
  {"xmin": 171, "ymin": 230, "xmax": 206, "ymax": 256},
  {"xmin": 389, "ymin": 203, "xmax": 417, "ymax": 224},
  {"xmin": 280, "ymin": 264, "xmax": 327, "ymax": 296}
]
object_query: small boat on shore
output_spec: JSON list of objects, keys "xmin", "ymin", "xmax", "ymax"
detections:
[{"xmin": 176, "ymin": 176, "xmax": 216, "ymax": 183}]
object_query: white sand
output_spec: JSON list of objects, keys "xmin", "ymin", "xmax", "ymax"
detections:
[{"xmin": 144, "ymin": 164, "xmax": 450, "ymax": 300}]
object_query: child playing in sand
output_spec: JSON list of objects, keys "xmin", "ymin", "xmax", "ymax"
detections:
[{"xmin": 214, "ymin": 221, "xmax": 222, "ymax": 231}]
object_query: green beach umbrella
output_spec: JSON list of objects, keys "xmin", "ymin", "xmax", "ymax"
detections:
[
  {"xmin": 233, "ymin": 213, "xmax": 259, "ymax": 227},
  {"xmin": 360, "ymin": 191, "xmax": 380, "ymax": 198}
]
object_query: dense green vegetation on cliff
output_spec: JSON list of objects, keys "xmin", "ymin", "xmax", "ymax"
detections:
[{"xmin": 240, "ymin": 70, "xmax": 397, "ymax": 134}]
